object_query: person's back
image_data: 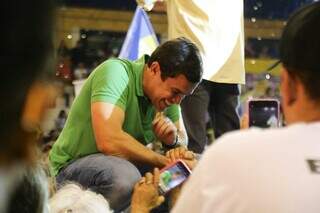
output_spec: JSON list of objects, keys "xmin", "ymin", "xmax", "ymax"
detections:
[
  {"xmin": 50, "ymin": 58, "xmax": 132, "ymax": 176},
  {"xmin": 173, "ymin": 124, "xmax": 320, "ymax": 212}
]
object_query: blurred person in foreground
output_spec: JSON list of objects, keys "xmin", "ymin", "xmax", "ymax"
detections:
[
  {"xmin": 137, "ymin": 0, "xmax": 245, "ymax": 153},
  {"xmin": 133, "ymin": 2, "xmax": 320, "ymax": 213},
  {"xmin": 0, "ymin": 0, "xmax": 57, "ymax": 212},
  {"xmin": 49, "ymin": 37, "xmax": 203, "ymax": 212}
]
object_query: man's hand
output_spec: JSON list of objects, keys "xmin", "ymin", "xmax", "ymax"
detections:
[
  {"xmin": 132, "ymin": 168, "xmax": 165, "ymax": 213},
  {"xmin": 165, "ymin": 147, "xmax": 197, "ymax": 170},
  {"xmin": 165, "ymin": 147, "xmax": 197, "ymax": 208},
  {"xmin": 153, "ymin": 113, "xmax": 177, "ymax": 146}
]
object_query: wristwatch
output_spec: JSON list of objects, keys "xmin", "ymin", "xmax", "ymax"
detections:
[{"xmin": 163, "ymin": 133, "xmax": 179, "ymax": 148}]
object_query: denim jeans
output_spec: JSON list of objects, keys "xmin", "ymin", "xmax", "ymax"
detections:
[{"xmin": 56, "ymin": 153, "xmax": 141, "ymax": 212}]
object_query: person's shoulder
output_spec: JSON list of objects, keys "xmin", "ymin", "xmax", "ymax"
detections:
[
  {"xmin": 211, "ymin": 128, "xmax": 271, "ymax": 147},
  {"xmin": 93, "ymin": 58, "xmax": 129, "ymax": 75},
  {"xmin": 192, "ymin": 128, "xmax": 283, "ymax": 178},
  {"xmin": 91, "ymin": 58, "xmax": 130, "ymax": 82},
  {"xmin": 204, "ymin": 127, "xmax": 288, "ymax": 158},
  {"xmin": 205, "ymin": 123, "xmax": 318, "ymax": 158}
]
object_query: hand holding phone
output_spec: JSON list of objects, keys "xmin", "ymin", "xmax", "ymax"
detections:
[
  {"xmin": 158, "ymin": 160, "xmax": 192, "ymax": 195},
  {"xmin": 132, "ymin": 168, "xmax": 165, "ymax": 212},
  {"xmin": 248, "ymin": 99, "xmax": 280, "ymax": 128}
]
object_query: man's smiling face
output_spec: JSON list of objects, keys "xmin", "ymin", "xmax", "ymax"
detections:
[{"xmin": 145, "ymin": 62, "xmax": 198, "ymax": 111}]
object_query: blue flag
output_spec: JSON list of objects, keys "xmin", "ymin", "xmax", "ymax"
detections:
[{"xmin": 119, "ymin": 7, "xmax": 159, "ymax": 60}]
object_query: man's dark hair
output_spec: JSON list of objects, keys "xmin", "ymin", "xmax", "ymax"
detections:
[
  {"xmin": 0, "ymin": 0, "xmax": 56, "ymax": 162},
  {"xmin": 280, "ymin": 2, "xmax": 320, "ymax": 101},
  {"xmin": 7, "ymin": 167, "xmax": 49, "ymax": 213},
  {"xmin": 148, "ymin": 37, "xmax": 203, "ymax": 83}
]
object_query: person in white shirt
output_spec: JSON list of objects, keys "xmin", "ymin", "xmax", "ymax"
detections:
[
  {"xmin": 137, "ymin": 0, "xmax": 245, "ymax": 153},
  {"xmin": 131, "ymin": 2, "xmax": 320, "ymax": 213},
  {"xmin": 172, "ymin": 2, "xmax": 320, "ymax": 212}
]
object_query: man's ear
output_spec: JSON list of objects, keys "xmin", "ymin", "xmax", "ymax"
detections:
[
  {"xmin": 149, "ymin": 61, "xmax": 161, "ymax": 75},
  {"xmin": 281, "ymin": 68, "xmax": 297, "ymax": 107}
]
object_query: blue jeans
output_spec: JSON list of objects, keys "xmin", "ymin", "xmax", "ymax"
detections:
[{"xmin": 56, "ymin": 153, "xmax": 141, "ymax": 212}]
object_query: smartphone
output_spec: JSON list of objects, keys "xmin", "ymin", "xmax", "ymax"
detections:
[
  {"xmin": 248, "ymin": 99, "xmax": 280, "ymax": 128},
  {"xmin": 158, "ymin": 160, "xmax": 192, "ymax": 195}
]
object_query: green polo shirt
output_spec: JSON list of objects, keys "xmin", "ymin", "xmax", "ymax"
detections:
[{"xmin": 49, "ymin": 56, "xmax": 180, "ymax": 176}]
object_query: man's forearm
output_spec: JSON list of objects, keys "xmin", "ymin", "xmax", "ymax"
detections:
[{"xmin": 99, "ymin": 130, "xmax": 169, "ymax": 168}]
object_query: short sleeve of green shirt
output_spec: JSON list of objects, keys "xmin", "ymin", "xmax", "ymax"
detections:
[{"xmin": 91, "ymin": 59, "xmax": 129, "ymax": 110}]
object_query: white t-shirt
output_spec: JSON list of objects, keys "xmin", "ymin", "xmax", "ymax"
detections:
[
  {"xmin": 172, "ymin": 122, "xmax": 320, "ymax": 213},
  {"xmin": 166, "ymin": 0, "xmax": 245, "ymax": 84}
]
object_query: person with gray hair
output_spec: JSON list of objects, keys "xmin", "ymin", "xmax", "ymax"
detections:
[{"xmin": 50, "ymin": 183, "xmax": 112, "ymax": 213}]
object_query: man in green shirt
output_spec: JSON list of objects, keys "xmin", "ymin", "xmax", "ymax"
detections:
[{"xmin": 49, "ymin": 37, "xmax": 203, "ymax": 212}]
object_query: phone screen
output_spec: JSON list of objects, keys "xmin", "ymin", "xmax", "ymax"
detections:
[
  {"xmin": 158, "ymin": 161, "xmax": 191, "ymax": 194},
  {"xmin": 249, "ymin": 100, "xmax": 279, "ymax": 128}
]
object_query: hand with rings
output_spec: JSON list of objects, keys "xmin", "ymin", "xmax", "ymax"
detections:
[{"xmin": 132, "ymin": 168, "xmax": 165, "ymax": 212}]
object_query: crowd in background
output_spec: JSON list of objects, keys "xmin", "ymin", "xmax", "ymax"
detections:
[{"xmin": 56, "ymin": 38, "xmax": 120, "ymax": 81}]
